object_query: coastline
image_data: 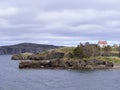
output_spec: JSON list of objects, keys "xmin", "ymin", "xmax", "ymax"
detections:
[
  {"xmin": 17, "ymin": 59, "xmax": 120, "ymax": 70},
  {"xmin": 18, "ymin": 59, "xmax": 113, "ymax": 69},
  {"xmin": 113, "ymin": 64, "xmax": 120, "ymax": 69}
]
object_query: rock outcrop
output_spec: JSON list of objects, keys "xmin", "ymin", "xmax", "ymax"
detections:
[
  {"xmin": 11, "ymin": 53, "xmax": 33, "ymax": 60},
  {"xmin": 29, "ymin": 51, "xmax": 65, "ymax": 60},
  {"xmin": 12, "ymin": 50, "xmax": 114, "ymax": 70},
  {"xmin": 12, "ymin": 51, "xmax": 65, "ymax": 60},
  {"xmin": 19, "ymin": 59, "xmax": 113, "ymax": 69}
]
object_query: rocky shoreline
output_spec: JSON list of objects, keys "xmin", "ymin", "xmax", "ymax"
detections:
[
  {"xmin": 19, "ymin": 59, "xmax": 113, "ymax": 70},
  {"xmin": 113, "ymin": 64, "xmax": 120, "ymax": 69},
  {"xmin": 12, "ymin": 51, "xmax": 114, "ymax": 70}
]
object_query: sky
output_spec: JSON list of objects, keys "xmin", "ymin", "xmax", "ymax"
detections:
[{"xmin": 0, "ymin": 0, "xmax": 120, "ymax": 46}]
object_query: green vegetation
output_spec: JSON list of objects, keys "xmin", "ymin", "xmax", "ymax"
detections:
[
  {"xmin": 12, "ymin": 42, "xmax": 120, "ymax": 65},
  {"xmin": 50, "ymin": 43, "xmax": 120, "ymax": 64},
  {"xmin": 20, "ymin": 52, "xmax": 33, "ymax": 59},
  {"xmin": 72, "ymin": 43, "xmax": 100, "ymax": 59},
  {"xmin": 50, "ymin": 47, "xmax": 75, "ymax": 53},
  {"xmin": 12, "ymin": 52, "xmax": 33, "ymax": 60},
  {"xmin": 73, "ymin": 44, "xmax": 85, "ymax": 59},
  {"xmin": 87, "ymin": 56, "xmax": 120, "ymax": 64}
]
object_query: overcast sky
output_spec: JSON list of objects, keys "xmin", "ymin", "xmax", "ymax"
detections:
[{"xmin": 0, "ymin": 0, "xmax": 120, "ymax": 46}]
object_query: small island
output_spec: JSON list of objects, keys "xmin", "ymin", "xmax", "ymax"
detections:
[{"xmin": 11, "ymin": 41, "xmax": 120, "ymax": 70}]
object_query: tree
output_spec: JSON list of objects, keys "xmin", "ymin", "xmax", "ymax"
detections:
[
  {"xmin": 73, "ymin": 44, "xmax": 85, "ymax": 59},
  {"xmin": 73, "ymin": 42, "xmax": 100, "ymax": 59},
  {"xmin": 103, "ymin": 45, "xmax": 111, "ymax": 56},
  {"xmin": 119, "ymin": 44, "xmax": 120, "ymax": 57},
  {"xmin": 84, "ymin": 43, "xmax": 99, "ymax": 57}
]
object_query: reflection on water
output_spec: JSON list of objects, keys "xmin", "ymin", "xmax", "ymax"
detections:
[{"xmin": 0, "ymin": 55, "xmax": 120, "ymax": 90}]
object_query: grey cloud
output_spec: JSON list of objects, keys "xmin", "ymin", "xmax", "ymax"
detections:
[{"xmin": 0, "ymin": 0, "xmax": 120, "ymax": 46}]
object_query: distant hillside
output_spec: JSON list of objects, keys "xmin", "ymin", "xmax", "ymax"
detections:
[{"xmin": 0, "ymin": 43, "xmax": 62, "ymax": 55}]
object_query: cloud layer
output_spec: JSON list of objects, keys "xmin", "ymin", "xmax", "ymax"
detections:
[{"xmin": 0, "ymin": 0, "xmax": 120, "ymax": 46}]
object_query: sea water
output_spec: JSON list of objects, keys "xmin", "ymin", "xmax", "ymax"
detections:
[{"xmin": 0, "ymin": 55, "xmax": 120, "ymax": 90}]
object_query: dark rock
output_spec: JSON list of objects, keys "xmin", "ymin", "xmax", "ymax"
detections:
[
  {"xmin": 45, "ymin": 51, "xmax": 64, "ymax": 59},
  {"xmin": 28, "ymin": 51, "xmax": 65, "ymax": 60},
  {"xmin": 12, "ymin": 54, "xmax": 24, "ymax": 60},
  {"xmin": 105, "ymin": 61, "xmax": 114, "ymax": 67},
  {"xmin": 12, "ymin": 50, "xmax": 65, "ymax": 60},
  {"xmin": 28, "ymin": 54, "xmax": 45, "ymax": 60},
  {"xmin": 19, "ymin": 59, "xmax": 114, "ymax": 69}
]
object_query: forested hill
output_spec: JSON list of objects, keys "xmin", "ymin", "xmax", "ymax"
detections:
[{"xmin": 0, "ymin": 43, "xmax": 62, "ymax": 55}]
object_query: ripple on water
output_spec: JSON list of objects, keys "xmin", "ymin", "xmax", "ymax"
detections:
[{"xmin": 0, "ymin": 55, "xmax": 120, "ymax": 90}]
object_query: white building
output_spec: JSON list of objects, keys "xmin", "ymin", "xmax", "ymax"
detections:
[{"xmin": 98, "ymin": 40, "xmax": 107, "ymax": 48}]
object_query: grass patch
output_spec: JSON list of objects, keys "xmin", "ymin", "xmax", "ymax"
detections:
[
  {"xmin": 86, "ymin": 56, "xmax": 120, "ymax": 64},
  {"xmin": 21, "ymin": 52, "xmax": 33, "ymax": 59},
  {"xmin": 49, "ymin": 47, "xmax": 75, "ymax": 53}
]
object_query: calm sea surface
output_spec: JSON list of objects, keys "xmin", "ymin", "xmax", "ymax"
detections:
[{"xmin": 0, "ymin": 55, "xmax": 120, "ymax": 90}]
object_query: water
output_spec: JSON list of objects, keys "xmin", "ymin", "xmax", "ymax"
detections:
[{"xmin": 0, "ymin": 55, "xmax": 120, "ymax": 90}]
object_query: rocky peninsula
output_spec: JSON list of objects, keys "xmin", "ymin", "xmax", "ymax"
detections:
[
  {"xmin": 12, "ymin": 49, "xmax": 114, "ymax": 70},
  {"xmin": 19, "ymin": 59, "xmax": 113, "ymax": 69}
]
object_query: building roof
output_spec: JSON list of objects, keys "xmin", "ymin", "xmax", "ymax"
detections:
[{"xmin": 98, "ymin": 40, "xmax": 107, "ymax": 45}]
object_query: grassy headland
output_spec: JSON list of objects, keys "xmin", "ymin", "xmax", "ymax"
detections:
[{"xmin": 12, "ymin": 43, "xmax": 120, "ymax": 69}]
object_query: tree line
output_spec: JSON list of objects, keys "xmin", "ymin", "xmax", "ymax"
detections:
[{"xmin": 70, "ymin": 42, "xmax": 120, "ymax": 59}]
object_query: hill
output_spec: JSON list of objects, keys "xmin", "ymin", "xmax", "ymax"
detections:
[{"xmin": 0, "ymin": 43, "xmax": 62, "ymax": 55}]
